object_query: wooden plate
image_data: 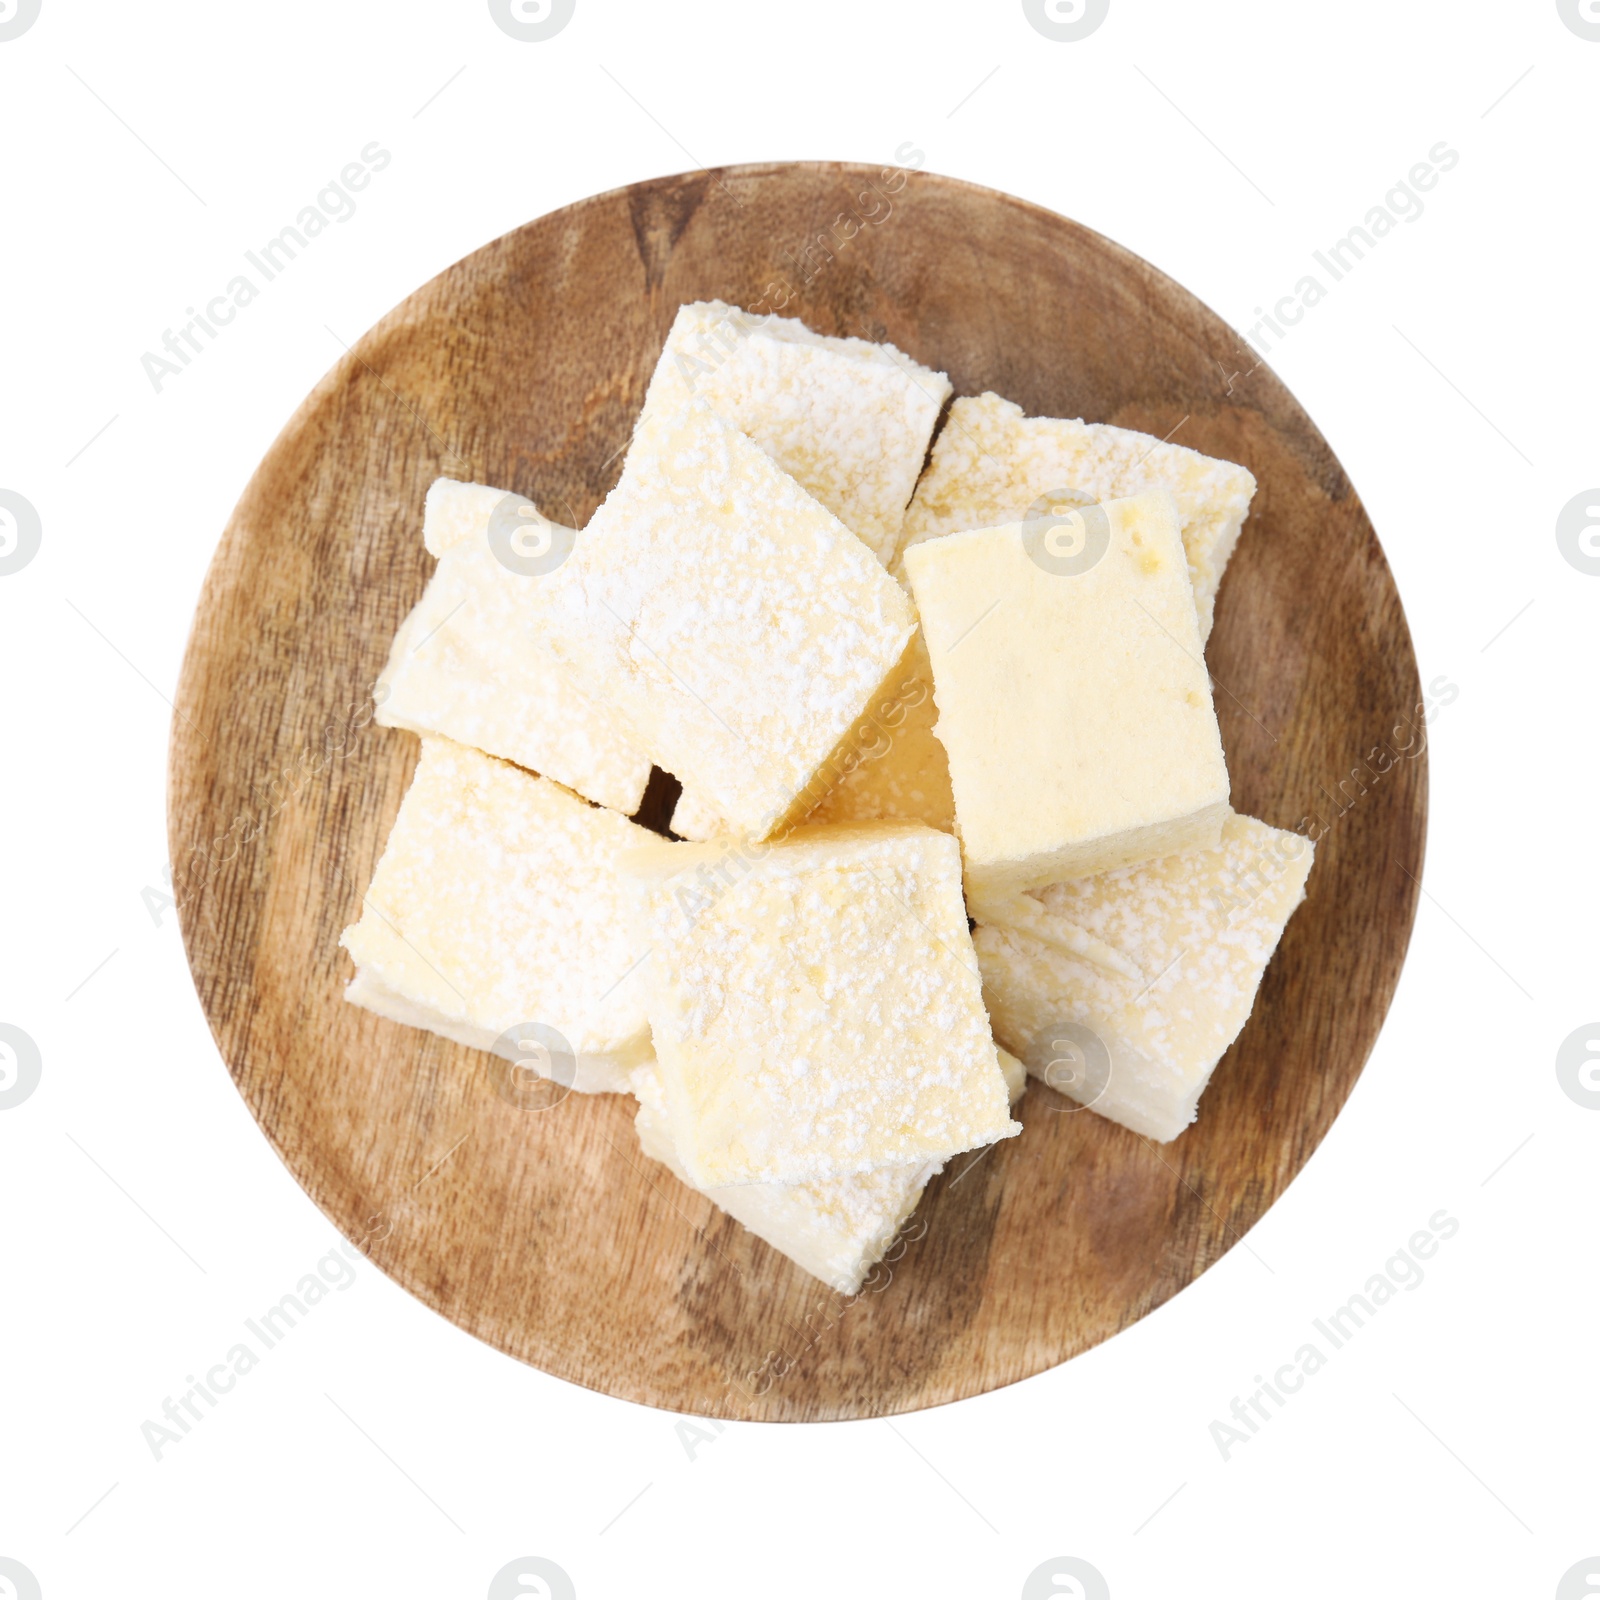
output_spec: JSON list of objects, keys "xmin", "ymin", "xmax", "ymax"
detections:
[{"xmin": 169, "ymin": 162, "xmax": 1426, "ymax": 1421}]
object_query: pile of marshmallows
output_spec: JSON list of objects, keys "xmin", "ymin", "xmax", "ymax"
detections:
[{"xmin": 339, "ymin": 302, "xmax": 1313, "ymax": 1295}]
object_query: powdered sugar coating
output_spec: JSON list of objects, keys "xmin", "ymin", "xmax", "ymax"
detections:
[
  {"xmin": 340, "ymin": 737, "xmax": 655, "ymax": 1074},
  {"xmin": 641, "ymin": 300, "xmax": 951, "ymax": 567},
  {"xmin": 377, "ymin": 481, "xmax": 652, "ymax": 814},
  {"xmin": 534, "ymin": 401, "xmax": 916, "ymax": 840},
  {"xmin": 628, "ymin": 822, "xmax": 1019, "ymax": 1187},
  {"xmin": 896, "ymin": 392, "xmax": 1257, "ymax": 641},
  {"xmin": 974, "ymin": 812, "xmax": 1314, "ymax": 1140}
]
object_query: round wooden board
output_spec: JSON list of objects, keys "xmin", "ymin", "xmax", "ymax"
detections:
[{"xmin": 169, "ymin": 162, "xmax": 1426, "ymax": 1422}]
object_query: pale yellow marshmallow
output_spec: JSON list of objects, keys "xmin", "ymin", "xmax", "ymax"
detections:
[
  {"xmin": 639, "ymin": 300, "xmax": 951, "ymax": 568},
  {"xmin": 903, "ymin": 489, "xmax": 1230, "ymax": 900},
  {"xmin": 642, "ymin": 302, "xmax": 952, "ymax": 834},
  {"xmin": 976, "ymin": 812, "xmax": 1313, "ymax": 1141},
  {"xmin": 629, "ymin": 1049, "xmax": 1025, "ymax": 1295},
  {"xmin": 376, "ymin": 479, "xmax": 653, "ymax": 815},
  {"xmin": 528, "ymin": 400, "xmax": 915, "ymax": 842},
  {"xmin": 624, "ymin": 822, "xmax": 1019, "ymax": 1188},
  {"xmin": 340, "ymin": 737, "xmax": 655, "ymax": 1093}
]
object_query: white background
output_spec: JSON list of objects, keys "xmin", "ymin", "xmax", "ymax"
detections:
[{"xmin": 2, "ymin": 2, "xmax": 1595, "ymax": 1596}]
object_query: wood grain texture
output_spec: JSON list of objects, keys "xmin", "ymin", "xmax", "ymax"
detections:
[{"xmin": 167, "ymin": 162, "xmax": 1427, "ymax": 1421}]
